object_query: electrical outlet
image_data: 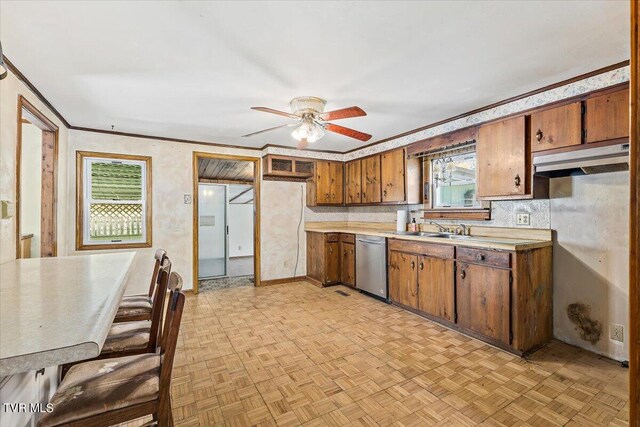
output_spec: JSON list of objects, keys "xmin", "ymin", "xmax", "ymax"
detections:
[
  {"xmin": 516, "ymin": 213, "xmax": 530, "ymax": 226},
  {"xmin": 184, "ymin": 194, "xmax": 192, "ymax": 204},
  {"xmin": 610, "ymin": 324, "xmax": 624, "ymax": 342},
  {"xmin": 238, "ymin": 246, "xmax": 241, "ymax": 250}
]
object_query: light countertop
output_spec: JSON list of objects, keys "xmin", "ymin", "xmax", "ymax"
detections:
[
  {"xmin": 0, "ymin": 252, "xmax": 136, "ymax": 377},
  {"xmin": 305, "ymin": 224, "xmax": 552, "ymax": 251}
]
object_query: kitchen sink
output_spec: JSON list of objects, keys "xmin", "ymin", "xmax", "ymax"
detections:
[{"xmin": 392, "ymin": 231, "xmax": 474, "ymax": 240}]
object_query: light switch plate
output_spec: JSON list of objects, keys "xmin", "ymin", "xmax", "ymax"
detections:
[
  {"xmin": 184, "ymin": 194, "xmax": 192, "ymax": 204},
  {"xmin": 516, "ymin": 213, "xmax": 530, "ymax": 226},
  {"xmin": 611, "ymin": 324, "xmax": 624, "ymax": 342},
  {"xmin": 1, "ymin": 200, "xmax": 15, "ymax": 219}
]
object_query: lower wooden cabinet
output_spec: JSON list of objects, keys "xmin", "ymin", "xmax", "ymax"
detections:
[
  {"xmin": 456, "ymin": 262, "xmax": 511, "ymax": 345},
  {"xmin": 389, "ymin": 240, "xmax": 455, "ymax": 320},
  {"xmin": 388, "ymin": 238, "xmax": 552, "ymax": 355},
  {"xmin": 340, "ymin": 234, "xmax": 356, "ymax": 286},
  {"xmin": 418, "ymin": 255, "xmax": 455, "ymax": 323},
  {"xmin": 389, "ymin": 251, "xmax": 419, "ymax": 309},
  {"xmin": 307, "ymin": 232, "xmax": 356, "ymax": 287}
]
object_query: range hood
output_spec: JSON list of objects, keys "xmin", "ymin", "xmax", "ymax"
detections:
[{"xmin": 533, "ymin": 143, "xmax": 630, "ymax": 177}]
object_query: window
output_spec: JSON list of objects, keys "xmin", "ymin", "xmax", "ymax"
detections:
[
  {"xmin": 77, "ymin": 152, "xmax": 152, "ymax": 250},
  {"xmin": 430, "ymin": 150, "xmax": 480, "ymax": 209}
]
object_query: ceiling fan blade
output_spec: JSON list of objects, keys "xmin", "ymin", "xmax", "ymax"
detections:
[
  {"xmin": 297, "ymin": 138, "xmax": 309, "ymax": 150},
  {"xmin": 242, "ymin": 123, "xmax": 296, "ymax": 137},
  {"xmin": 251, "ymin": 107, "xmax": 299, "ymax": 119},
  {"xmin": 324, "ymin": 123, "xmax": 372, "ymax": 141},
  {"xmin": 319, "ymin": 106, "xmax": 366, "ymax": 121}
]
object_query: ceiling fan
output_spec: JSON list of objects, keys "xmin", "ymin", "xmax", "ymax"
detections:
[{"xmin": 242, "ymin": 96, "xmax": 372, "ymax": 149}]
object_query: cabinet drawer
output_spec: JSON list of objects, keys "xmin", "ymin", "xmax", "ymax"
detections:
[
  {"xmin": 340, "ymin": 233, "xmax": 355, "ymax": 244},
  {"xmin": 457, "ymin": 247, "xmax": 511, "ymax": 268},
  {"xmin": 388, "ymin": 239, "xmax": 454, "ymax": 259},
  {"xmin": 325, "ymin": 233, "xmax": 339, "ymax": 243}
]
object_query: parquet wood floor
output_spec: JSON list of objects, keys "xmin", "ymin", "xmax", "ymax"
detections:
[{"xmin": 125, "ymin": 282, "xmax": 629, "ymax": 426}]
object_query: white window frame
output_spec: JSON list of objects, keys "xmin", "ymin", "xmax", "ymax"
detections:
[
  {"xmin": 429, "ymin": 150, "xmax": 481, "ymax": 209},
  {"xmin": 78, "ymin": 152, "xmax": 152, "ymax": 249}
]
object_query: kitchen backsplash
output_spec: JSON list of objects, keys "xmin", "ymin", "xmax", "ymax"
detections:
[{"xmin": 306, "ymin": 199, "xmax": 551, "ymax": 229}]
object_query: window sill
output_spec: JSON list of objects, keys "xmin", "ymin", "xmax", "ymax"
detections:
[
  {"xmin": 76, "ymin": 241, "xmax": 152, "ymax": 251},
  {"xmin": 422, "ymin": 208, "xmax": 491, "ymax": 221}
]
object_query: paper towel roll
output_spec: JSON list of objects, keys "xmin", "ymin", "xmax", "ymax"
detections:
[{"xmin": 396, "ymin": 210, "xmax": 406, "ymax": 231}]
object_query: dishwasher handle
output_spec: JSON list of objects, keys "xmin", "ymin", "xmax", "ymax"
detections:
[{"xmin": 357, "ymin": 239, "xmax": 385, "ymax": 245}]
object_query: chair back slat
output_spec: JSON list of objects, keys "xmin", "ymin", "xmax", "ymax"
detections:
[
  {"xmin": 148, "ymin": 257, "xmax": 171, "ymax": 351},
  {"xmin": 161, "ymin": 272, "xmax": 184, "ymax": 348},
  {"xmin": 148, "ymin": 249, "xmax": 168, "ymax": 298},
  {"xmin": 158, "ymin": 290, "xmax": 185, "ymax": 411}
]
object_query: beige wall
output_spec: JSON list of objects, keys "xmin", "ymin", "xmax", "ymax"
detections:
[
  {"xmin": 0, "ymin": 71, "xmax": 69, "ymax": 264},
  {"xmin": 550, "ymin": 172, "xmax": 629, "ymax": 361},
  {"xmin": 66, "ymin": 130, "xmax": 303, "ymax": 290},
  {"xmin": 260, "ymin": 180, "xmax": 306, "ymax": 281}
]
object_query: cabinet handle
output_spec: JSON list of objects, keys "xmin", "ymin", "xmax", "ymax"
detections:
[
  {"xmin": 35, "ymin": 368, "xmax": 45, "ymax": 378},
  {"xmin": 332, "ymin": 193, "xmax": 335, "ymax": 200},
  {"xmin": 329, "ymin": 246, "xmax": 333, "ymax": 254},
  {"xmin": 514, "ymin": 174, "xmax": 521, "ymax": 188},
  {"xmin": 535, "ymin": 129, "xmax": 543, "ymax": 143},
  {"xmin": 460, "ymin": 269, "xmax": 466, "ymax": 279},
  {"xmin": 383, "ymin": 189, "xmax": 387, "ymax": 197},
  {"xmin": 419, "ymin": 262, "xmax": 424, "ymax": 270},
  {"xmin": 350, "ymin": 249, "xmax": 354, "ymax": 255},
  {"xmin": 476, "ymin": 253, "xmax": 486, "ymax": 262},
  {"xmin": 325, "ymin": 193, "xmax": 329, "ymax": 200},
  {"xmin": 410, "ymin": 261, "xmax": 415, "ymax": 270}
]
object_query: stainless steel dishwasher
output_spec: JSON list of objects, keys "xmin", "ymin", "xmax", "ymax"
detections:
[{"xmin": 355, "ymin": 235, "xmax": 388, "ymax": 300}]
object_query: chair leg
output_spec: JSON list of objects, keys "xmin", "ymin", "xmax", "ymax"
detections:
[{"xmin": 158, "ymin": 395, "xmax": 173, "ymax": 427}]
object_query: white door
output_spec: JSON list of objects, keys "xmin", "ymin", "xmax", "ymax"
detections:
[{"xmin": 198, "ymin": 184, "xmax": 228, "ymax": 279}]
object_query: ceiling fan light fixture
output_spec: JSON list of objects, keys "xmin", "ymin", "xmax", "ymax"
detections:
[
  {"xmin": 291, "ymin": 119, "xmax": 324, "ymax": 143},
  {"xmin": 0, "ymin": 41, "xmax": 8, "ymax": 80}
]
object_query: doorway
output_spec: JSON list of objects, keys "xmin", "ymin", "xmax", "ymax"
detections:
[
  {"xmin": 16, "ymin": 96, "xmax": 58, "ymax": 258},
  {"xmin": 192, "ymin": 153, "xmax": 260, "ymax": 293}
]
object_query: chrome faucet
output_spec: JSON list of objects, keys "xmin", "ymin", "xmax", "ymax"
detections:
[
  {"xmin": 429, "ymin": 220, "xmax": 448, "ymax": 233},
  {"xmin": 456, "ymin": 224, "xmax": 469, "ymax": 236}
]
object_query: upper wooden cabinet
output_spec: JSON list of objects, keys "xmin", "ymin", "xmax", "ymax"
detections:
[
  {"xmin": 530, "ymin": 102, "xmax": 582, "ymax": 153},
  {"xmin": 585, "ymin": 88, "xmax": 630, "ymax": 143},
  {"xmin": 381, "ymin": 149, "xmax": 406, "ymax": 202},
  {"xmin": 343, "ymin": 150, "xmax": 418, "ymax": 206},
  {"xmin": 345, "ymin": 160, "xmax": 362, "ymax": 204},
  {"xmin": 362, "ymin": 155, "xmax": 382, "ymax": 204},
  {"xmin": 262, "ymin": 155, "xmax": 315, "ymax": 180},
  {"xmin": 476, "ymin": 116, "xmax": 529, "ymax": 199},
  {"xmin": 311, "ymin": 161, "xmax": 344, "ymax": 205}
]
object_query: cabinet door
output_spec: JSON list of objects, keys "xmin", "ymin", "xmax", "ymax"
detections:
[
  {"xmin": 315, "ymin": 161, "xmax": 332, "ymax": 204},
  {"xmin": 346, "ymin": 160, "xmax": 362, "ymax": 204},
  {"xmin": 417, "ymin": 256, "xmax": 455, "ymax": 322},
  {"xmin": 585, "ymin": 88, "xmax": 630, "ymax": 143},
  {"xmin": 456, "ymin": 262, "xmax": 511, "ymax": 345},
  {"xmin": 325, "ymin": 241, "xmax": 340, "ymax": 283},
  {"xmin": 362, "ymin": 155, "xmax": 382, "ymax": 203},
  {"xmin": 341, "ymin": 242, "xmax": 356, "ymax": 286},
  {"xmin": 530, "ymin": 102, "xmax": 582, "ymax": 153},
  {"xmin": 381, "ymin": 149, "xmax": 406, "ymax": 203},
  {"xmin": 477, "ymin": 116, "xmax": 527, "ymax": 198},
  {"xmin": 388, "ymin": 251, "xmax": 418, "ymax": 308},
  {"xmin": 329, "ymin": 162, "xmax": 344, "ymax": 204}
]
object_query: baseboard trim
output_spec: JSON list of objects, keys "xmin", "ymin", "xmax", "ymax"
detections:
[{"xmin": 259, "ymin": 276, "xmax": 308, "ymax": 287}]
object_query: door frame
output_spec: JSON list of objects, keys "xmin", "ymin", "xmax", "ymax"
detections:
[
  {"xmin": 15, "ymin": 95, "xmax": 59, "ymax": 258},
  {"xmin": 192, "ymin": 152, "xmax": 261, "ymax": 292},
  {"xmin": 197, "ymin": 182, "xmax": 230, "ymax": 279},
  {"xmin": 629, "ymin": 0, "xmax": 639, "ymax": 423}
]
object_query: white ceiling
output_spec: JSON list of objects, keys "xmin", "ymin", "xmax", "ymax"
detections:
[{"xmin": 0, "ymin": 1, "xmax": 629, "ymax": 152}]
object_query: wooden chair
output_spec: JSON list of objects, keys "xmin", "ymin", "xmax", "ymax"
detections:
[
  {"xmin": 61, "ymin": 258, "xmax": 172, "ymax": 379},
  {"xmin": 114, "ymin": 249, "xmax": 167, "ymax": 323},
  {"xmin": 38, "ymin": 289, "xmax": 186, "ymax": 427}
]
